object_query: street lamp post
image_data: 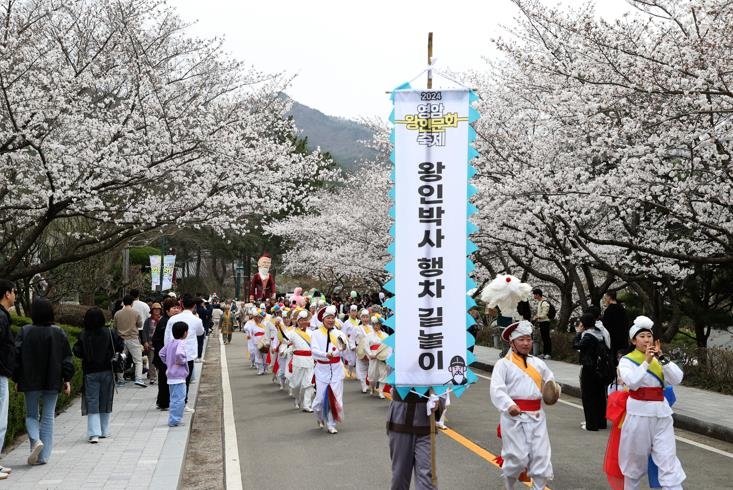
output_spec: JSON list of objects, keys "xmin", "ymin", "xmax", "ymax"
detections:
[{"xmin": 235, "ymin": 260, "xmax": 244, "ymax": 300}]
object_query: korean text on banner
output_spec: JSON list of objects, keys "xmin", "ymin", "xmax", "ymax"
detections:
[
  {"xmin": 149, "ymin": 255, "xmax": 161, "ymax": 291},
  {"xmin": 390, "ymin": 89, "xmax": 472, "ymax": 390},
  {"xmin": 162, "ymin": 255, "xmax": 176, "ymax": 290}
]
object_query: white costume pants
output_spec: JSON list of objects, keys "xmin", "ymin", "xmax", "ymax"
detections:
[
  {"xmin": 355, "ymin": 358, "xmax": 369, "ymax": 391},
  {"xmin": 312, "ymin": 378, "xmax": 344, "ymax": 429},
  {"xmin": 619, "ymin": 414, "xmax": 685, "ymax": 489},
  {"xmin": 498, "ymin": 411, "xmax": 553, "ymax": 482},
  {"xmin": 289, "ymin": 366, "xmax": 315, "ymax": 410}
]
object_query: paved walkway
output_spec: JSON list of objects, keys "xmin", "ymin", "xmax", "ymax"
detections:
[
  {"xmin": 472, "ymin": 345, "xmax": 733, "ymax": 443},
  {"xmin": 0, "ymin": 357, "xmax": 204, "ymax": 489}
]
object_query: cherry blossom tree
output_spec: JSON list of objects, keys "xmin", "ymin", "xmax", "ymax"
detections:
[
  {"xmin": 266, "ymin": 154, "xmax": 392, "ymax": 291},
  {"xmin": 0, "ymin": 0, "xmax": 335, "ymax": 282},
  {"xmin": 468, "ymin": 0, "xmax": 733, "ymax": 342}
]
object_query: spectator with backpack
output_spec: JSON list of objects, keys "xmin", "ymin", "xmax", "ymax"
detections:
[
  {"xmin": 532, "ymin": 288, "xmax": 554, "ymax": 359},
  {"xmin": 573, "ymin": 313, "xmax": 612, "ymax": 431}
]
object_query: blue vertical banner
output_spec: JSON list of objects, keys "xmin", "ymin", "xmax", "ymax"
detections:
[{"xmin": 383, "ymin": 86, "xmax": 480, "ymax": 398}]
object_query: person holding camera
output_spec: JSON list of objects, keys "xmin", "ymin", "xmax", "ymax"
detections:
[
  {"xmin": 73, "ymin": 308, "xmax": 125, "ymax": 443},
  {"xmin": 573, "ymin": 313, "xmax": 609, "ymax": 431}
]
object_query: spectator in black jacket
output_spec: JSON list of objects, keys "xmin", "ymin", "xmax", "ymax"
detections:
[
  {"xmin": 73, "ymin": 308, "xmax": 124, "ymax": 443},
  {"xmin": 0, "ymin": 279, "xmax": 17, "ymax": 476},
  {"xmin": 14, "ymin": 297, "xmax": 75, "ymax": 465},
  {"xmin": 602, "ymin": 291, "xmax": 630, "ymax": 358},
  {"xmin": 573, "ymin": 313, "xmax": 608, "ymax": 431},
  {"xmin": 152, "ymin": 297, "xmax": 181, "ymax": 410}
]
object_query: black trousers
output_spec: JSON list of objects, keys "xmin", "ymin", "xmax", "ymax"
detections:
[
  {"xmin": 185, "ymin": 360, "xmax": 194, "ymax": 403},
  {"xmin": 155, "ymin": 364, "xmax": 169, "ymax": 409},
  {"xmin": 580, "ymin": 366, "xmax": 607, "ymax": 430},
  {"xmin": 538, "ymin": 321, "xmax": 552, "ymax": 356}
]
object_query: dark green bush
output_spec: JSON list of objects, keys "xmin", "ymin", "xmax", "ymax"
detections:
[{"xmin": 5, "ymin": 315, "xmax": 83, "ymax": 450}]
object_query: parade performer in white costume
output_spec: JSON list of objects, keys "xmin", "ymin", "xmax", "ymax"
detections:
[
  {"xmin": 483, "ymin": 274, "xmax": 556, "ymax": 490},
  {"xmin": 366, "ymin": 314, "xmax": 390, "ymax": 398},
  {"xmin": 244, "ymin": 310, "xmax": 268, "ymax": 375},
  {"xmin": 490, "ymin": 321, "xmax": 557, "ymax": 490},
  {"xmin": 242, "ymin": 308, "xmax": 259, "ymax": 369},
  {"xmin": 604, "ymin": 316, "xmax": 685, "ymax": 490},
  {"xmin": 353, "ymin": 309, "xmax": 373, "ymax": 393},
  {"xmin": 311, "ymin": 305, "xmax": 348, "ymax": 434},
  {"xmin": 288, "ymin": 310, "xmax": 315, "ymax": 412},
  {"xmin": 341, "ymin": 305, "xmax": 360, "ymax": 378}
]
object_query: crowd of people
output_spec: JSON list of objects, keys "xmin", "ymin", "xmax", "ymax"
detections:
[{"xmin": 0, "ymin": 276, "xmax": 688, "ymax": 489}]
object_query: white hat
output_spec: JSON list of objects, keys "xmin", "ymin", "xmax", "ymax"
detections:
[
  {"xmin": 297, "ymin": 310, "xmax": 309, "ymax": 320},
  {"xmin": 502, "ymin": 320, "xmax": 533, "ymax": 342},
  {"xmin": 350, "ymin": 305, "xmax": 358, "ymax": 311},
  {"xmin": 629, "ymin": 316, "xmax": 654, "ymax": 339},
  {"xmin": 360, "ymin": 309, "xmax": 370, "ymax": 317},
  {"xmin": 324, "ymin": 305, "xmax": 337, "ymax": 317},
  {"xmin": 167, "ymin": 291, "xmax": 177, "ymax": 298}
]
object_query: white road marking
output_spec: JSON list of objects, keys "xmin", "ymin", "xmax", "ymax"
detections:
[
  {"xmin": 473, "ymin": 368, "xmax": 733, "ymax": 458},
  {"xmin": 221, "ymin": 339, "xmax": 243, "ymax": 490}
]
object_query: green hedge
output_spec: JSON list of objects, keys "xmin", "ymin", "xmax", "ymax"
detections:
[{"xmin": 5, "ymin": 316, "xmax": 83, "ymax": 450}]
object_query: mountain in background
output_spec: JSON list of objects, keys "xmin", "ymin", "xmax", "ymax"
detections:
[{"xmin": 285, "ymin": 96, "xmax": 377, "ymax": 169}]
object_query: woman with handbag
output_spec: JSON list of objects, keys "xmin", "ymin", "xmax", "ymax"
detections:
[{"xmin": 73, "ymin": 307, "xmax": 125, "ymax": 443}]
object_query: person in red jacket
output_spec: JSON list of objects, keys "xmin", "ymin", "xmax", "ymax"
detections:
[{"xmin": 249, "ymin": 254, "xmax": 276, "ymax": 302}]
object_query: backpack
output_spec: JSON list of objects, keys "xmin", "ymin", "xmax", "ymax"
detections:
[
  {"xmin": 594, "ymin": 339, "xmax": 616, "ymax": 385},
  {"xmin": 545, "ymin": 301, "xmax": 557, "ymax": 321}
]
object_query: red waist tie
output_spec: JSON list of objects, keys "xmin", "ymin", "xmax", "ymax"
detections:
[
  {"xmin": 369, "ymin": 345, "xmax": 380, "ymax": 351},
  {"xmin": 293, "ymin": 350, "xmax": 312, "ymax": 356},
  {"xmin": 513, "ymin": 399, "xmax": 542, "ymax": 411},
  {"xmin": 317, "ymin": 357, "xmax": 341, "ymax": 364},
  {"xmin": 629, "ymin": 387, "xmax": 664, "ymax": 401},
  {"xmin": 253, "ymin": 332, "xmax": 264, "ymax": 337}
]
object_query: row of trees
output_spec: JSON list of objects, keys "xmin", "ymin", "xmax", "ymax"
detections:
[
  {"xmin": 0, "ymin": 0, "xmax": 337, "ymax": 306},
  {"xmin": 267, "ymin": 0, "xmax": 732, "ymax": 347}
]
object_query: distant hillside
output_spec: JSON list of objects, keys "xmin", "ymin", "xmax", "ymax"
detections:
[{"xmin": 285, "ymin": 98, "xmax": 377, "ymax": 169}]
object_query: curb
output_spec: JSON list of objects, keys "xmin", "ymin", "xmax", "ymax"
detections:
[{"xmin": 471, "ymin": 361, "xmax": 733, "ymax": 444}]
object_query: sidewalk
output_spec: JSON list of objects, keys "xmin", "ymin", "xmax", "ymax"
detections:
[
  {"xmin": 472, "ymin": 345, "xmax": 733, "ymax": 444},
  {"xmin": 0, "ymin": 359, "xmax": 204, "ymax": 489}
]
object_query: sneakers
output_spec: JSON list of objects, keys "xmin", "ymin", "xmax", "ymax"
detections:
[
  {"xmin": 184, "ymin": 406, "xmax": 195, "ymax": 413},
  {"xmin": 543, "ymin": 354, "xmax": 552, "ymax": 360},
  {"xmin": 28, "ymin": 440, "xmax": 44, "ymax": 465},
  {"xmin": 0, "ymin": 472, "xmax": 7, "ymax": 480},
  {"xmin": 327, "ymin": 426, "xmax": 338, "ymax": 434},
  {"xmin": 0, "ymin": 466, "xmax": 11, "ymax": 474},
  {"xmin": 436, "ymin": 421, "xmax": 448, "ymax": 430},
  {"xmin": 149, "ymin": 379, "xmax": 156, "ymax": 385},
  {"xmin": 303, "ymin": 408, "xmax": 313, "ymax": 413},
  {"xmin": 116, "ymin": 380, "xmax": 126, "ymax": 387},
  {"xmin": 89, "ymin": 436, "xmax": 99, "ymax": 444},
  {"xmin": 294, "ymin": 402, "xmax": 300, "ymax": 410},
  {"xmin": 318, "ymin": 421, "xmax": 324, "ymax": 429},
  {"xmin": 134, "ymin": 380, "xmax": 147, "ymax": 387}
]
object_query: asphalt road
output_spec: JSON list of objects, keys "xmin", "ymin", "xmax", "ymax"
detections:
[{"xmin": 224, "ymin": 331, "xmax": 733, "ymax": 489}]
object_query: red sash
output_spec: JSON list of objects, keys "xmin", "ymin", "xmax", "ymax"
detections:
[
  {"xmin": 293, "ymin": 350, "xmax": 312, "ymax": 356},
  {"xmin": 514, "ymin": 398, "xmax": 541, "ymax": 411},
  {"xmin": 317, "ymin": 357, "xmax": 341, "ymax": 364},
  {"xmin": 629, "ymin": 387, "xmax": 663, "ymax": 401},
  {"xmin": 369, "ymin": 345, "xmax": 380, "ymax": 351},
  {"xmin": 253, "ymin": 332, "xmax": 264, "ymax": 337}
]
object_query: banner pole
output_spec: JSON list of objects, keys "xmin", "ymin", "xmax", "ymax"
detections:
[
  {"xmin": 429, "ymin": 388, "xmax": 438, "ymax": 486},
  {"xmin": 427, "ymin": 32, "xmax": 433, "ymax": 89}
]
